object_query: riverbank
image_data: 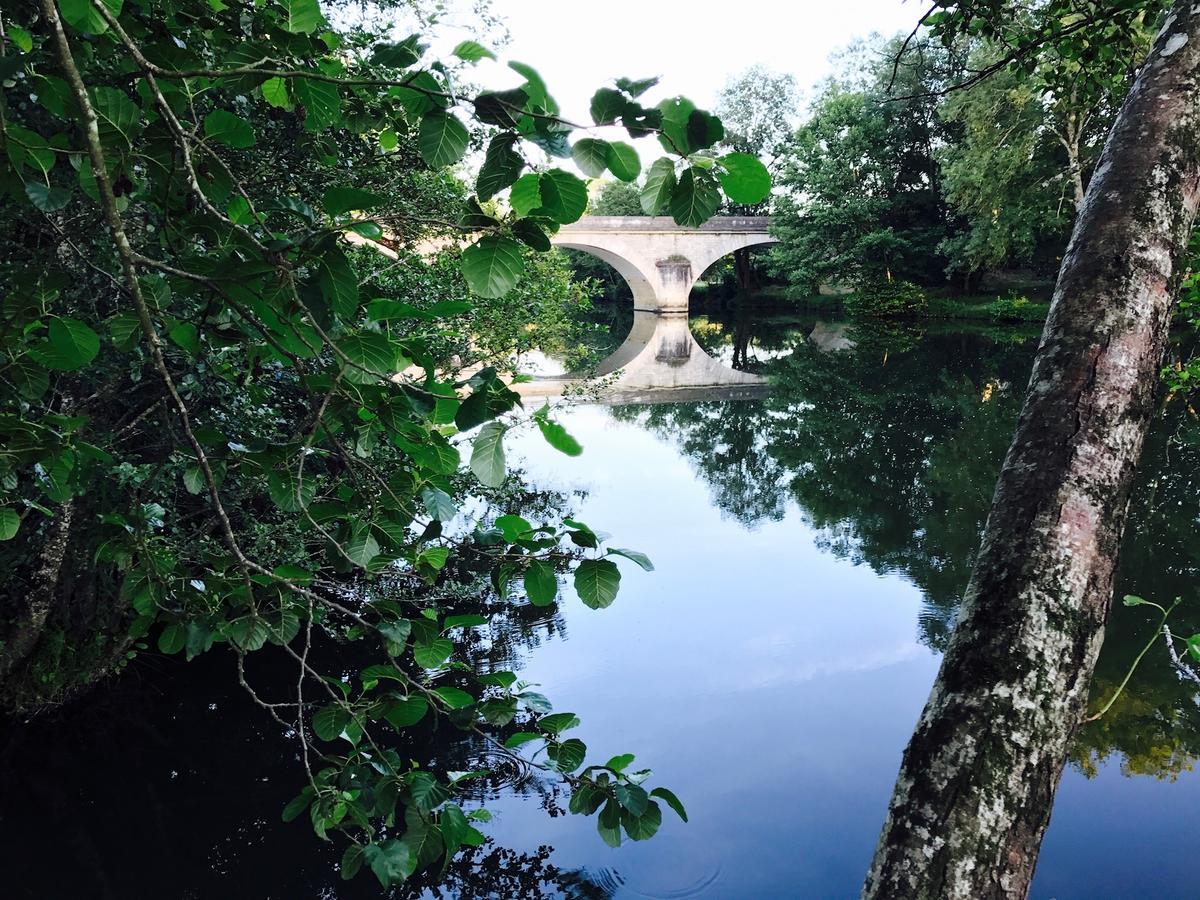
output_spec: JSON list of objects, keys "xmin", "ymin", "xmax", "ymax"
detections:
[{"xmin": 703, "ymin": 284, "xmax": 1053, "ymax": 323}]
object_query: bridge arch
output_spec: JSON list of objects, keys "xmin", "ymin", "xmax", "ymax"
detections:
[
  {"xmin": 526, "ymin": 216, "xmax": 777, "ymax": 393},
  {"xmin": 551, "ymin": 216, "xmax": 777, "ymax": 313}
]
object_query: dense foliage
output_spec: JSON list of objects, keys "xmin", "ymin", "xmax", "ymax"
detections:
[
  {"xmin": 0, "ymin": 0, "xmax": 770, "ymax": 887},
  {"xmin": 770, "ymin": 1, "xmax": 1163, "ymax": 298}
]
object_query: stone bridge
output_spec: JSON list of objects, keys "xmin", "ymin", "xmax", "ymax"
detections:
[{"xmin": 524, "ymin": 216, "xmax": 777, "ymax": 395}]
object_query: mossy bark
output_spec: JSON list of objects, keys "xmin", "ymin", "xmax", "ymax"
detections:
[{"xmin": 864, "ymin": 4, "xmax": 1200, "ymax": 897}]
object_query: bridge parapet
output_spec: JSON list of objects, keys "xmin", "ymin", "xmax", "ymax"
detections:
[{"xmin": 558, "ymin": 215, "xmax": 773, "ymax": 234}]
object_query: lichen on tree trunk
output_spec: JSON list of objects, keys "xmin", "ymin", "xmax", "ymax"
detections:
[{"xmin": 863, "ymin": 4, "xmax": 1200, "ymax": 898}]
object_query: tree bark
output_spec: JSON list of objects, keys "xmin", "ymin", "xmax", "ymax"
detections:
[
  {"xmin": 863, "ymin": 5, "xmax": 1200, "ymax": 898},
  {"xmin": 733, "ymin": 247, "xmax": 756, "ymax": 291}
]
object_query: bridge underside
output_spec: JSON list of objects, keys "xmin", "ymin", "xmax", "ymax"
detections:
[{"xmin": 517, "ymin": 216, "xmax": 777, "ymax": 396}]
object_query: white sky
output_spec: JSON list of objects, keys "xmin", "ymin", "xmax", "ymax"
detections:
[{"xmin": 431, "ymin": 0, "xmax": 925, "ymax": 123}]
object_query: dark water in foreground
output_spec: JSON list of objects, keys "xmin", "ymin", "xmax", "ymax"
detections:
[{"xmin": 3, "ymin": 314, "xmax": 1199, "ymax": 898}]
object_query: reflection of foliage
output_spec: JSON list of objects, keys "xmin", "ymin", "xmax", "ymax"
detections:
[
  {"xmin": 611, "ymin": 400, "xmax": 791, "ymax": 528},
  {"xmin": 638, "ymin": 311, "xmax": 1200, "ymax": 780},
  {"xmin": 765, "ymin": 337, "xmax": 1027, "ymax": 650}
]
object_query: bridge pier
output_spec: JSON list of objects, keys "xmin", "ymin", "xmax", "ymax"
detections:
[{"xmin": 520, "ymin": 216, "xmax": 777, "ymax": 396}]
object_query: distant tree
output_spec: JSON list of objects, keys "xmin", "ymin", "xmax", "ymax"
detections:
[
  {"xmin": 771, "ymin": 37, "xmax": 963, "ymax": 291},
  {"xmin": 938, "ymin": 7, "xmax": 1159, "ymax": 279},
  {"xmin": 589, "ymin": 179, "xmax": 643, "ymax": 215},
  {"xmin": 715, "ymin": 65, "xmax": 798, "ymax": 172},
  {"xmin": 715, "ymin": 66, "xmax": 798, "ymax": 289}
]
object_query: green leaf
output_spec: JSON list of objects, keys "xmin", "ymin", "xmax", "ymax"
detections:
[
  {"xmin": 372, "ymin": 36, "xmax": 423, "ymax": 68},
  {"xmin": 323, "ymin": 186, "xmax": 385, "ymax": 216},
  {"xmin": 444, "ymin": 614, "xmax": 487, "ymax": 629},
  {"xmin": 418, "ymin": 111, "xmax": 469, "ymax": 168},
  {"xmin": 477, "ymin": 133, "xmax": 524, "ymax": 201},
  {"xmin": 605, "ymin": 753, "xmax": 635, "ymax": 772},
  {"xmin": 552, "ymin": 737, "xmax": 586, "ymax": 773},
  {"xmin": 534, "ymin": 407, "xmax": 583, "ymax": 456},
  {"xmin": 504, "ymin": 732, "xmax": 541, "ymax": 749},
  {"xmin": 685, "ymin": 109, "xmax": 725, "ymax": 152},
  {"xmin": 590, "ymin": 88, "xmax": 628, "ymax": 125},
  {"xmin": 640, "ymin": 158, "xmax": 677, "ymax": 215},
  {"xmin": 606, "ymin": 547, "xmax": 654, "ymax": 571},
  {"xmin": 606, "ymin": 142, "xmax": 640, "ymax": 182},
  {"xmin": 377, "ymin": 619, "xmax": 411, "ymax": 652},
  {"xmin": 343, "ymin": 531, "xmax": 381, "ymax": 568},
  {"xmin": 261, "ymin": 77, "xmax": 292, "ymax": 109},
  {"xmin": 517, "ymin": 691, "xmax": 552, "ymax": 714},
  {"xmin": 267, "ymin": 471, "xmax": 317, "ymax": 512},
  {"xmin": 509, "ymin": 61, "xmax": 555, "ymax": 111},
  {"xmin": 25, "ymin": 182, "xmax": 71, "ymax": 213},
  {"xmin": 538, "ymin": 169, "xmax": 588, "ymax": 224},
  {"xmin": 616, "ymin": 76, "xmax": 658, "ymax": 97},
  {"xmin": 384, "ymin": 695, "xmax": 428, "ymax": 728},
  {"xmin": 318, "ymin": 249, "xmax": 360, "ymax": 320},
  {"xmin": 1187, "ymin": 634, "xmax": 1200, "ymax": 663},
  {"xmin": 509, "ymin": 173, "xmax": 541, "ymax": 216},
  {"xmin": 571, "ymin": 138, "xmax": 610, "ymax": 178},
  {"xmin": 650, "ymin": 787, "xmax": 688, "ymax": 822},
  {"xmin": 615, "ymin": 783, "xmax": 649, "ymax": 815},
  {"xmin": 8, "ymin": 25, "xmax": 33, "ymax": 52},
  {"xmin": 0, "ymin": 508, "xmax": 19, "ymax": 541},
  {"xmin": 575, "ymin": 559, "xmax": 621, "ymax": 609},
  {"xmin": 717, "ymin": 152, "xmax": 771, "ymax": 204},
  {"xmin": 203, "ymin": 110, "xmax": 255, "ymax": 148},
  {"xmin": 279, "ymin": 0, "xmax": 322, "ymax": 33},
  {"xmin": 512, "ymin": 217, "xmax": 551, "ymax": 252},
  {"xmin": 598, "ymin": 805, "xmax": 622, "ymax": 847},
  {"xmin": 365, "ymin": 838, "xmax": 414, "ymax": 887},
  {"xmin": 92, "ymin": 87, "xmax": 140, "ymax": 149},
  {"xmin": 669, "ymin": 168, "xmax": 721, "ymax": 227},
  {"xmin": 413, "ymin": 638, "xmax": 453, "ymax": 668},
  {"xmin": 157, "ymin": 623, "xmax": 186, "ymax": 655},
  {"xmin": 168, "ymin": 321, "xmax": 200, "ymax": 355},
  {"xmin": 59, "ymin": 0, "xmax": 122, "ymax": 34},
  {"xmin": 312, "ymin": 704, "xmax": 351, "ymax": 741},
  {"xmin": 524, "ymin": 559, "xmax": 558, "ymax": 606},
  {"xmin": 622, "ymin": 800, "xmax": 662, "ymax": 840},
  {"xmin": 452, "ymin": 40, "xmax": 495, "ymax": 61},
  {"xmin": 336, "ymin": 333, "xmax": 406, "ymax": 379},
  {"xmin": 538, "ymin": 712, "xmax": 580, "ymax": 735},
  {"xmin": 495, "ymin": 514, "xmax": 532, "ymax": 540},
  {"xmin": 1122, "ymin": 595, "xmax": 1151, "ymax": 607},
  {"xmin": 420, "ymin": 486, "xmax": 458, "ymax": 522},
  {"xmin": 340, "ymin": 844, "xmax": 365, "ymax": 881},
  {"xmin": 228, "ymin": 615, "xmax": 271, "ymax": 652},
  {"xmin": 408, "ymin": 772, "xmax": 452, "ymax": 814},
  {"xmin": 470, "ymin": 422, "xmax": 507, "ymax": 487},
  {"xmin": 281, "ymin": 789, "xmax": 313, "ymax": 823},
  {"xmin": 30, "ymin": 317, "xmax": 100, "ymax": 370},
  {"xmin": 433, "ymin": 686, "xmax": 475, "ymax": 710},
  {"xmin": 461, "ymin": 235, "xmax": 525, "ymax": 298},
  {"xmin": 293, "ymin": 77, "xmax": 341, "ymax": 131}
]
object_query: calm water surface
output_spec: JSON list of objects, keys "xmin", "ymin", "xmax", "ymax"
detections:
[{"xmin": 3, "ymin": 314, "xmax": 1199, "ymax": 898}]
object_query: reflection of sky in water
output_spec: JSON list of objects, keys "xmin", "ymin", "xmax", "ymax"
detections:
[{"xmin": 480, "ymin": 402, "xmax": 1200, "ymax": 899}]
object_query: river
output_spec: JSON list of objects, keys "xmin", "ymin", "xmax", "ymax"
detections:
[{"xmin": 3, "ymin": 312, "xmax": 1198, "ymax": 898}]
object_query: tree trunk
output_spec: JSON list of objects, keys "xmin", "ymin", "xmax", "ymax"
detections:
[
  {"xmin": 863, "ymin": 6, "xmax": 1200, "ymax": 899},
  {"xmin": 733, "ymin": 247, "xmax": 756, "ymax": 291}
]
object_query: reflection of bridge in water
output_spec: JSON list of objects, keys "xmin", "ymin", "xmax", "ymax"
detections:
[{"xmin": 516, "ymin": 216, "xmax": 777, "ymax": 398}]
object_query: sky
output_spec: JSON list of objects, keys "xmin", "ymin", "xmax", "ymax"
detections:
[{"xmin": 428, "ymin": 0, "xmax": 925, "ymax": 124}]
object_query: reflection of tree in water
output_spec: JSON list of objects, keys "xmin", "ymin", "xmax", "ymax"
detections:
[
  {"xmin": 618, "ymin": 324, "xmax": 1033, "ymax": 645},
  {"xmin": 610, "ymin": 399, "xmax": 792, "ymax": 527},
  {"xmin": 617, "ymin": 318, "xmax": 1200, "ymax": 779},
  {"xmin": 0, "ymin": 478, "xmax": 622, "ymax": 898},
  {"xmin": 1071, "ymin": 410, "xmax": 1200, "ymax": 781}
]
